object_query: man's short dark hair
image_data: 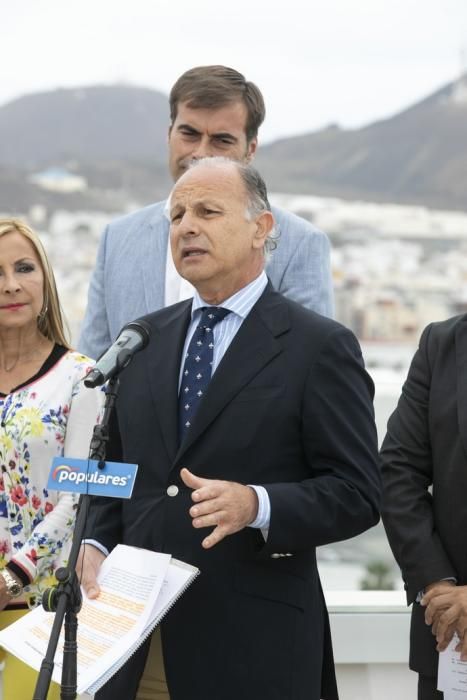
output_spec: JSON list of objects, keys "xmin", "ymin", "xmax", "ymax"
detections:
[{"xmin": 169, "ymin": 65, "xmax": 266, "ymax": 142}]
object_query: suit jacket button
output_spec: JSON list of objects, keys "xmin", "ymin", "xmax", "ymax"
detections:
[{"xmin": 167, "ymin": 485, "xmax": 179, "ymax": 497}]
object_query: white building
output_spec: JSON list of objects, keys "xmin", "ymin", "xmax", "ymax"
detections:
[{"xmin": 29, "ymin": 167, "xmax": 87, "ymax": 193}]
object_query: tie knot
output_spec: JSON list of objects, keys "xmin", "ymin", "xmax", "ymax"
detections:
[{"xmin": 198, "ymin": 306, "xmax": 231, "ymax": 331}]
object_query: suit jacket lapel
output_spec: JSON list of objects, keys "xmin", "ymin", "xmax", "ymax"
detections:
[
  {"xmin": 455, "ymin": 319, "xmax": 467, "ymax": 458},
  {"xmin": 175, "ymin": 289, "xmax": 290, "ymax": 461},
  {"xmin": 142, "ymin": 211, "xmax": 170, "ymax": 314},
  {"xmin": 146, "ymin": 301, "xmax": 192, "ymax": 461}
]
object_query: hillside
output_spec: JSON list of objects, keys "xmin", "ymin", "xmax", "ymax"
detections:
[{"xmin": 1, "ymin": 77, "xmax": 467, "ymax": 211}]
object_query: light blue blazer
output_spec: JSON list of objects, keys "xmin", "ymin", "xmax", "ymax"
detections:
[{"xmin": 78, "ymin": 201, "xmax": 334, "ymax": 359}]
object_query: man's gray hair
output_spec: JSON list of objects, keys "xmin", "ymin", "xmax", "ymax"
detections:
[{"xmin": 186, "ymin": 157, "xmax": 279, "ymax": 253}]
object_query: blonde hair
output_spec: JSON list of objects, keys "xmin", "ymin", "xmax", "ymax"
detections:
[{"xmin": 0, "ymin": 218, "xmax": 71, "ymax": 348}]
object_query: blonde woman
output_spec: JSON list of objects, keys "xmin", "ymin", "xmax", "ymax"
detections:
[{"xmin": 0, "ymin": 218, "xmax": 102, "ymax": 699}]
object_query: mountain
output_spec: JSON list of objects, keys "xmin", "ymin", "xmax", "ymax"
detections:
[
  {"xmin": 0, "ymin": 84, "xmax": 169, "ymax": 167},
  {"xmin": 256, "ymin": 74, "xmax": 467, "ymax": 210},
  {"xmin": 1, "ymin": 77, "xmax": 466, "ymax": 210}
]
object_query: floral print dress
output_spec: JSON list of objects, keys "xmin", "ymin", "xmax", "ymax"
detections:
[{"xmin": 0, "ymin": 348, "xmax": 103, "ymax": 606}]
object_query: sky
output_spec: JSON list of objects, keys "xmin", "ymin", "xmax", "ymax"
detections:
[{"xmin": 2, "ymin": 0, "xmax": 467, "ymax": 143}]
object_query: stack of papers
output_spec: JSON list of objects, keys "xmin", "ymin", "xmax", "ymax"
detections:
[
  {"xmin": 0, "ymin": 544, "xmax": 199, "ymax": 695},
  {"xmin": 438, "ymin": 634, "xmax": 467, "ymax": 699}
]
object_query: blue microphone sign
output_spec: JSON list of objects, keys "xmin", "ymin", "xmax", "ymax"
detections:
[{"xmin": 48, "ymin": 457, "xmax": 138, "ymax": 499}]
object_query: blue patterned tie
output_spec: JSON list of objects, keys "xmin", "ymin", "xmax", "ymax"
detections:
[{"xmin": 179, "ymin": 306, "xmax": 231, "ymax": 440}]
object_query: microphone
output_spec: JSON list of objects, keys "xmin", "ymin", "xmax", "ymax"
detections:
[{"xmin": 84, "ymin": 320, "xmax": 151, "ymax": 388}]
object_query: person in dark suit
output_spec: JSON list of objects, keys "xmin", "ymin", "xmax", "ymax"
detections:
[
  {"xmin": 381, "ymin": 316, "xmax": 467, "ymax": 700},
  {"xmin": 78, "ymin": 157, "xmax": 380, "ymax": 700}
]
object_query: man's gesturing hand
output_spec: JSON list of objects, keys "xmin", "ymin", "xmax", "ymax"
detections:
[
  {"xmin": 180, "ymin": 468, "xmax": 259, "ymax": 549},
  {"xmin": 76, "ymin": 544, "xmax": 106, "ymax": 599}
]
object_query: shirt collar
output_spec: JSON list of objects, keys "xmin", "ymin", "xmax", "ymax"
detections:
[{"xmin": 191, "ymin": 271, "xmax": 268, "ymax": 320}]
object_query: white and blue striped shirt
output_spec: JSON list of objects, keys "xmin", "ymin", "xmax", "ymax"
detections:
[
  {"xmin": 180, "ymin": 271, "xmax": 268, "ymax": 380},
  {"xmin": 180, "ymin": 271, "xmax": 271, "ymax": 531}
]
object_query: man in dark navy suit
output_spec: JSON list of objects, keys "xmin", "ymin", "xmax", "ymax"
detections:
[{"xmin": 79, "ymin": 157, "xmax": 380, "ymax": 700}]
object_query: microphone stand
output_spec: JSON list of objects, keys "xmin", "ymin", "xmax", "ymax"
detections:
[{"xmin": 32, "ymin": 374, "xmax": 121, "ymax": 700}]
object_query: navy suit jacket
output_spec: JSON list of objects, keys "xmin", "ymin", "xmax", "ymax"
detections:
[{"xmin": 86, "ymin": 285, "xmax": 380, "ymax": 700}]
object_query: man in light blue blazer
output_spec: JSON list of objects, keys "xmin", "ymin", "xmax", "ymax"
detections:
[{"xmin": 79, "ymin": 66, "xmax": 334, "ymax": 360}]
